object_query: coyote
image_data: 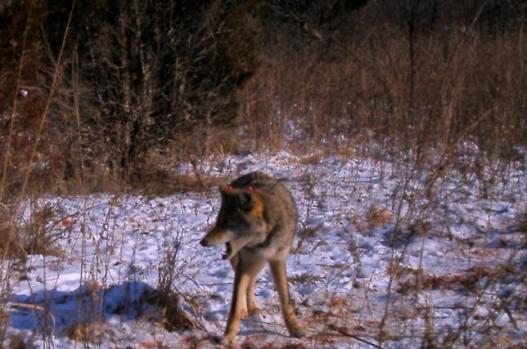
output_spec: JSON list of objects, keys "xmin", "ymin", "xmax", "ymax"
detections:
[{"xmin": 200, "ymin": 172, "xmax": 305, "ymax": 344}]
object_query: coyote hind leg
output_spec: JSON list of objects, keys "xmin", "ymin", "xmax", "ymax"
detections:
[{"xmin": 270, "ymin": 260, "xmax": 305, "ymax": 338}]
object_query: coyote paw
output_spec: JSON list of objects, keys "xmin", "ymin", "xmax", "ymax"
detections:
[
  {"xmin": 289, "ymin": 326, "xmax": 306, "ymax": 338},
  {"xmin": 238, "ymin": 305, "xmax": 248, "ymax": 319},
  {"xmin": 248, "ymin": 305, "xmax": 261, "ymax": 316},
  {"xmin": 287, "ymin": 321, "xmax": 306, "ymax": 338},
  {"xmin": 222, "ymin": 333, "xmax": 236, "ymax": 346}
]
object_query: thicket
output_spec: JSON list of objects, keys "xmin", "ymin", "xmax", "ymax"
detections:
[
  {"xmin": 0, "ymin": 0, "xmax": 260, "ymax": 191},
  {"xmin": 0, "ymin": 0, "xmax": 526, "ymax": 196}
]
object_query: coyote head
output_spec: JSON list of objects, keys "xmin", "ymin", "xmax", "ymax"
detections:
[{"xmin": 200, "ymin": 184, "xmax": 267, "ymax": 260}]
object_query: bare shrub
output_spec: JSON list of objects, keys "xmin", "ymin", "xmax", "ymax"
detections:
[
  {"xmin": 145, "ymin": 290, "xmax": 198, "ymax": 332},
  {"xmin": 366, "ymin": 205, "xmax": 393, "ymax": 230},
  {"xmin": 66, "ymin": 321, "xmax": 108, "ymax": 344},
  {"xmin": 153, "ymin": 226, "xmax": 203, "ymax": 332},
  {"xmin": 63, "ymin": 0, "xmax": 260, "ymax": 179},
  {"xmin": 3, "ymin": 332, "xmax": 37, "ymax": 349},
  {"xmin": 19, "ymin": 203, "xmax": 63, "ymax": 256}
]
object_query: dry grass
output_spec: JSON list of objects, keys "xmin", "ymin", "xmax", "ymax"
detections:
[
  {"xmin": 66, "ymin": 321, "xmax": 108, "ymax": 344},
  {"xmin": 129, "ymin": 170, "xmax": 227, "ymax": 196},
  {"xmin": 517, "ymin": 211, "xmax": 527, "ymax": 235},
  {"xmin": 392, "ymin": 264, "xmax": 517, "ymax": 294},
  {"xmin": 3, "ymin": 332, "xmax": 37, "ymax": 349},
  {"xmin": 19, "ymin": 203, "xmax": 63, "ymax": 256},
  {"xmin": 145, "ymin": 290, "xmax": 199, "ymax": 332},
  {"xmin": 0, "ymin": 202, "xmax": 62, "ymax": 263},
  {"xmin": 239, "ymin": 23, "xmax": 527, "ymax": 168},
  {"xmin": 366, "ymin": 205, "xmax": 393, "ymax": 230}
]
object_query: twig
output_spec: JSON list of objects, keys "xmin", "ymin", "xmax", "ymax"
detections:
[
  {"xmin": 10, "ymin": 302, "xmax": 56, "ymax": 332},
  {"xmin": 329, "ymin": 323, "xmax": 384, "ymax": 349},
  {"xmin": 20, "ymin": 0, "xmax": 77, "ymax": 198},
  {"xmin": 190, "ymin": 155, "xmax": 205, "ymax": 189},
  {"xmin": 502, "ymin": 303, "xmax": 519, "ymax": 331}
]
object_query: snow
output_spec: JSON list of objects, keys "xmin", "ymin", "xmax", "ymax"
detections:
[{"xmin": 5, "ymin": 151, "xmax": 527, "ymax": 348}]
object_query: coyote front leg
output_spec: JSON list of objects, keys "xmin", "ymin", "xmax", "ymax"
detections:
[
  {"xmin": 246, "ymin": 260, "xmax": 265, "ymax": 315},
  {"xmin": 228, "ymin": 257, "xmax": 264, "ymax": 319},
  {"xmin": 224, "ymin": 266, "xmax": 251, "ymax": 344},
  {"xmin": 270, "ymin": 260, "xmax": 305, "ymax": 338},
  {"xmin": 224, "ymin": 258, "xmax": 266, "ymax": 344}
]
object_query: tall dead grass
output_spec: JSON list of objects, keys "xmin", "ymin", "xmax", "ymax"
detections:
[{"xmin": 240, "ymin": 24, "xmax": 527, "ymax": 166}]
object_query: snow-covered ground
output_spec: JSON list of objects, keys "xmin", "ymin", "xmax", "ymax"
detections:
[{"xmin": 5, "ymin": 151, "xmax": 527, "ymax": 348}]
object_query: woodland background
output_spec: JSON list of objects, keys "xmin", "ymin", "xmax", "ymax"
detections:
[{"xmin": 1, "ymin": 0, "xmax": 525, "ymax": 196}]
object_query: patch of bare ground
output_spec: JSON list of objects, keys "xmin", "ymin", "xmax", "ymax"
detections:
[{"xmin": 392, "ymin": 264, "xmax": 518, "ymax": 294}]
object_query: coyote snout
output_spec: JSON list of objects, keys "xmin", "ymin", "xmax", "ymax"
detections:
[
  {"xmin": 200, "ymin": 226, "xmax": 231, "ymax": 247},
  {"xmin": 201, "ymin": 172, "xmax": 305, "ymax": 344}
]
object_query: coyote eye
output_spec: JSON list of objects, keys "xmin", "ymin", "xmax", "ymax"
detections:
[
  {"xmin": 226, "ymin": 212, "xmax": 249, "ymax": 229},
  {"xmin": 216, "ymin": 210, "xmax": 228, "ymax": 226}
]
